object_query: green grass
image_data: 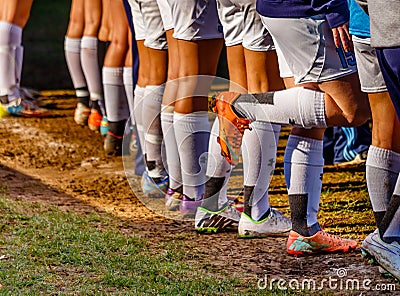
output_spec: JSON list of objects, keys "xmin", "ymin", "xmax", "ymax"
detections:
[{"xmin": 0, "ymin": 192, "xmax": 296, "ymax": 295}]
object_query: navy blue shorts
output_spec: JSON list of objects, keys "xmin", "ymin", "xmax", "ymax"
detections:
[{"xmin": 376, "ymin": 47, "xmax": 400, "ymax": 121}]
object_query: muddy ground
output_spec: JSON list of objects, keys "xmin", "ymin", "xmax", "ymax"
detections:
[{"xmin": 0, "ymin": 92, "xmax": 398, "ymax": 295}]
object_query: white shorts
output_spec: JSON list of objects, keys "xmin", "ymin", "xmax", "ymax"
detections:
[
  {"xmin": 261, "ymin": 15, "xmax": 358, "ymax": 84},
  {"xmin": 167, "ymin": 0, "xmax": 223, "ymax": 41},
  {"xmin": 216, "ymin": 0, "xmax": 274, "ymax": 51},
  {"xmin": 139, "ymin": 0, "xmax": 167, "ymax": 50},
  {"xmin": 128, "ymin": 0, "xmax": 146, "ymax": 41},
  {"xmin": 156, "ymin": 0, "xmax": 174, "ymax": 31},
  {"xmin": 353, "ymin": 36, "xmax": 387, "ymax": 93}
]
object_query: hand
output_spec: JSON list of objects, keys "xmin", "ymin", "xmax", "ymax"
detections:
[{"xmin": 331, "ymin": 22, "xmax": 353, "ymax": 52}]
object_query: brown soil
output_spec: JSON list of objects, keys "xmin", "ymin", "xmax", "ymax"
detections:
[{"xmin": 0, "ymin": 92, "xmax": 398, "ymax": 295}]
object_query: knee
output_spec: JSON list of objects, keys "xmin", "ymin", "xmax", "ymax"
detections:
[{"xmin": 344, "ymin": 108, "xmax": 371, "ymax": 127}]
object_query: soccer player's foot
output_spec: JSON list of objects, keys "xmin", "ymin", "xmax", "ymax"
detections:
[
  {"xmin": 104, "ymin": 131, "xmax": 123, "ymax": 156},
  {"xmin": 287, "ymin": 229, "xmax": 357, "ymax": 256},
  {"xmin": 74, "ymin": 102, "xmax": 90, "ymax": 125},
  {"xmin": 195, "ymin": 203, "xmax": 241, "ymax": 233},
  {"xmin": 100, "ymin": 116, "xmax": 109, "ymax": 136},
  {"xmin": 164, "ymin": 188, "xmax": 183, "ymax": 211},
  {"xmin": 238, "ymin": 209, "xmax": 292, "ymax": 238},
  {"xmin": 361, "ymin": 229, "xmax": 400, "ymax": 281},
  {"xmin": 88, "ymin": 109, "xmax": 103, "ymax": 131},
  {"xmin": 1, "ymin": 97, "xmax": 50, "ymax": 117},
  {"xmin": 215, "ymin": 92, "xmax": 251, "ymax": 165},
  {"xmin": 141, "ymin": 171, "xmax": 168, "ymax": 198},
  {"xmin": 179, "ymin": 195, "xmax": 202, "ymax": 219}
]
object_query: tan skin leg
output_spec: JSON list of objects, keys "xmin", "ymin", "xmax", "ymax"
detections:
[
  {"xmin": 147, "ymin": 47, "xmax": 167, "ymax": 86},
  {"xmin": 83, "ymin": 0, "xmax": 102, "ymax": 37},
  {"xmin": 226, "ymin": 44, "xmax": 247, "ymax": 92},
  {"xmin": 98, "ymin": 0, "xmax": 112, "ymax": 42},
  {"xmin": 174, "ymin": 38, "xmax": 224, "ymax": 114},
  {"xmin": 0, "ymin": 0, "xmax": 33, "ymax": 28},
  {"xmin": 125, "ymin": 30, "xmax": 132, "ymax": 68},
  {"xmin": 244, "ymin": 48, "xmax": 284, "ymax": 93},
  {"xmin": 103, "ymin": 0, "xmax": 128, "ymax": 67},
  {"xmin": 369, "ymin": 91, "xmax": 400, "ymax": 153},
  {"xmin": 66, "ymin": 0, "xmax": 85, "ymax": 38},
  {"xmin": 136, "ymin": 40, "xmax": 150, "ymax": 88},
  {"xmin": 162, "ymin": 29, "xmax": 180, "ymax": 107}
]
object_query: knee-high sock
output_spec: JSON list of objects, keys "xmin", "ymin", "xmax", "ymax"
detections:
[
  {"xmin": 161, "ymin": 108, "xmax": 182, "ymax": 191},
  {"xmin": 0, "ymin": 21, "xmax": 21, "ymax": 100},
  {"xmin": 285, "ymin": 135, "xmax": 324, "ymax": 236},
  {"xmin": 15, "ymin": 45, "xmax": 23, "ymax": 88},
  {"xmin": 174, "ymin": 112, "xmax": 210, "ymax": 200},
  {"xmin": 103, "ymin": 67, "xmax": 129, "ymax": 126},
  {"xmin": 64, "ymin": 37, "xmax": 89, "ymax": 103},
  {"xmin": 81, "ymin": 36, "xmax": 105, "ymax": 114},
  {"xmin": 382, "ymin": 177, "xmax": 400, "ymax": 243},
  {"xmin": 202, "ymin": 118, "xmax": 232, "ymax": 210},
  {"xmin": 142, "ymin": 85, "xmax": 166, "ymax": 179},
  {"xmin": 134, "ymin": 85, "xmax": 146, "ymax": 153},
  {"xmin": 233, "ymin": 87, "xmax": 326, "ymax": 128},
  {"xmin": 242, "ymin": 122, "xmax": 280, "ymax": 220},
  {"xmin": 123, "ymin": 67, "xmax": 135, "ymax": 125},
  {"xmin": 366, "ymin": 146, "xmax": 400, "ymax": 233}
]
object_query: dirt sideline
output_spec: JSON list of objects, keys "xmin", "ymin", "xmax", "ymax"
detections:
[{"xmin": 0, "ymin": 92, "xmax": 397, "ymax": 295}]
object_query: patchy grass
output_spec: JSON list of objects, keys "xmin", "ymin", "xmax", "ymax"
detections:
[{"xmin": 0, "ymin": 193, "xmax": 295, "ymax": 295}]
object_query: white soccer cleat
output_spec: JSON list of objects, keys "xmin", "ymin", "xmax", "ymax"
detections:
[
  {"xmin": 361, "ymin": 229, "xmax": 400, "ymax": 281},
  {"xmin": 238, "ymin": 208, "xmax": 292, "ymax": 238}
]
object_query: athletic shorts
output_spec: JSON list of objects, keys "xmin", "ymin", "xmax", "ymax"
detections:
[
  {"xmin": 128, "ymin": 0, "xmax": 146, "ymax": 41},
  {"xmin": 156, "ymin": 0, "xmax": 174, "ymax": 31},
  {"xmin": 261, "ymin": 15, "xmax": 358, "ymax": 84},
  {"xmin": 216, "ymin": 0, "xmax": 274, "ymax": 51},
  {"xmin": 167, "ymin": 0, "xmax": 223, "ymax": 41},
  {"xmin": 129, "ymin": 0, "xmax": 167, "ymax": 49},
  {"xmin": 353, "ymin": 36, "xmax": 387, "ymax": 93}
]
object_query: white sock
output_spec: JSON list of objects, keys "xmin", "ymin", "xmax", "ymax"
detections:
[
  {"xmin": 64, "ymin": 37, "xmax": 87, "ymax": 90},
  {"xmin": 143, "ymin": 85, "xmax": 166, "ymax": 178},
  {"xmin": 234, "ymin": 87, "xmax": 326, "ymax": 128},
  {"xmin": 242, "ymin": 122, "xmax": 280, "ymax": 220},
  {"xmin": 15, "ymin": 45, "xmax": 23, "ymax": 88},
  {"xmin": 161, "ymin": 109, "xmax": 182, "ymax": 190},
  {"xmin": 284, "ymin": 135, "xmax": 324, "ymax": 227},
  {"xmin": 0, "ymin": 21, "xmax": 21, "ymax": 99},
  {"xmin": 134, "ymin": 85, "xmax": 146, "ymax": 153},
  {"xmin": 174, "ymin": 112, "xmax": 210, "ymax": 200},
  {"xmin": 102, "ymin": 67, "xmax": 129, "ymax": 122},
  {"xmin": 366, "ymin": 146, "xmax": 400, "ymax": 214},
  {"xmin": 123, "ymin": 67, "xmax": 135, "ymax": 125},
  {"xmin": 81, "ymin": 36, "xmax": 104, "ymax": 111},
  {"xmin": 205, "ymin": 118, "xmax": 232, "ymax": 207}
]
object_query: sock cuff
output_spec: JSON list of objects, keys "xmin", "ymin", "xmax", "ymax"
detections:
[
  {"xmin": 173, "ymin": 111, "xmax": 210, "ymax": 132},
  {"xmin": 160, "ymin": 110, "xmax": 174, "ymax": 123},
  {"xmin": 287, "ymin": 135, "xmax": 323, "ymax": 152},
  {"xmin": 64, "ymin": 36, "xmax": 81, "ymax": 52},
  {"xmin": 298, "ymin": 88, "xmax": 326, "ymax": 128},
  {"xmin": 144, "ymin": 85, "xmax": 165, "ymax": 99},
  {"xmin": 81, "ymin": 36, "xmax": 98, "ymax": 49},
  {"xmin": 0, "ymin": 21, "xmax": 22, "ymax": 45},
  {"xmin": 102, "ymin": 67, "xmax": 123, "ymax": 85},
  {"xmin": 367, "ymin": 146, "xmax": 400, "ymax": 173},
  {"xmin": 123, "ymin": 67, "xmax": 133, "ymax": 85},
  {"xmin": 134, "ymin": 85, "xmax": 146, "ymax": 97}
]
